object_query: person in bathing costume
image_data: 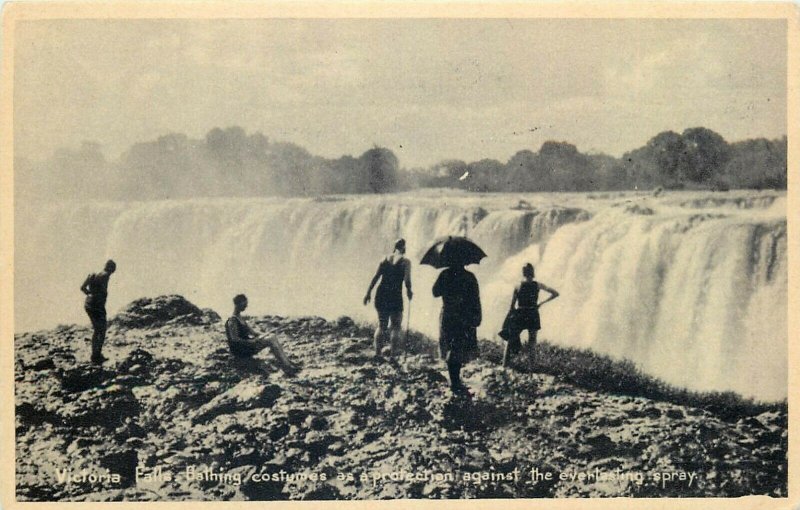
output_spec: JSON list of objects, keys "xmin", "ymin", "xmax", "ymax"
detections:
[
  {"xmin": 225, "ymin": 294, "xmax": 301, "ymax": 375},
  {"xmin": 501, "ymin": 263, "xmax": 559, "ymax": 367},
  {"xmin": 364, "ymin": 238, "xmax": 413, "ymax": 357},
  {"xmin": 80, "ymin": 259, "xmax": 116, "ymax": 364}
]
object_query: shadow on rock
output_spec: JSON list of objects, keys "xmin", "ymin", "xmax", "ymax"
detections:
[
  {"xmin": 438, "ymin": 397, "xmax": 515, "ymax": 432},
  {"xmin": 58, "ymin": 365, "xmax": 114, "ymax": 393},
  {"xmin": 62, "ymin": 384, "xmax": 141, "ymax": 428}
]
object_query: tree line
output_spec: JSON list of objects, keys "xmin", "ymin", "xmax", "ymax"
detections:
[
  {"xmin": 15, "ymin": 126, "xmax": 786, "ymax": 201},
  {"xmin": 410, "ymin": 128, "xmax": 786, "ymax": 192}
]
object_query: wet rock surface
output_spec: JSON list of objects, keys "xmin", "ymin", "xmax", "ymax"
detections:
[{"xmin": 15, "ymin": 297, "xmax": 787, "ymax": 501}]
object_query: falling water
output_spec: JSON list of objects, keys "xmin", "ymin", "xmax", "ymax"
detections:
[{"xmin": 15, "ymin": 190, "xmax": 786, "ymax": 399}]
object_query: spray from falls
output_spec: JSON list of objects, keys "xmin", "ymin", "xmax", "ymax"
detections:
[
  {"xmin": 15, "ymin": 192, "xmax": 787, "ymax": 400},
  {"xmin": 486, "ymin": 206, "xmax": 787, "ymax": 401}
]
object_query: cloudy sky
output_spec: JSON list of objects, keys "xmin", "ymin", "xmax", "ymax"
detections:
[{"xmin": 14, "ymin": 18, "xmax": 787, "ymax": 168}]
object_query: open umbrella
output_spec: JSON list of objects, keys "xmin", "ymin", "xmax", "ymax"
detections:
[{"xmin": 420, "ymin": 236, "xmax": 487, "ymax": 268}]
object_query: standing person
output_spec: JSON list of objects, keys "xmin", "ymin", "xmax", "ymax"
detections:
[
  {"xmin": 502, "ymin": 263, "xmax": 559, "ymax": 367},
  {"xmin": 433, "ymin": 263, "xmax": 481, "ymax": 395},
  {"xmin": 363, "ymin": 239, "xmax": 413, "ymax": 357},
  {"xmin": 80, "ymin": 259, "xmax": 116, "ymax": 364},
  {"xmin": 225, "ymin": 294, "xmax": 300, "ymax": 375}
]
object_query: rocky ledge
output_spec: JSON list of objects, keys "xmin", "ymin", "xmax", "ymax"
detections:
[{"xmin": 15, "ymin": 296, "xmax": 787, "ymax": 501}]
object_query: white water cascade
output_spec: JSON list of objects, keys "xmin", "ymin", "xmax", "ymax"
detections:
[{"xmin": 15, "ymin": 190, "xmax": 787, "ymax": 400}]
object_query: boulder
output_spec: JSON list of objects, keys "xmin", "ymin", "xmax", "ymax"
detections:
[
  {"xmin": 60, "ymin": 384, "xmax": 141, "ymax": 428},
  {"xmin": 114, "ymin": 295, "xmax": 216, "ymax": 329},
  {"xmin": 118, "ymin": 348, "xmax": 154, "ymax": 374},
  {"xmin": 335, "ymin": 316, "xmax": 355, "ymax": 329},
  {"xmin": 193, "ymin": 380, "xmax": 282, "ymax": 424},
  {"xmin": 27, "ymin": 357, "xmax": 56, "ymax": 372},
  {"xmin": 201, "ymin": 308, "xmax": 222, "ymax": 324}
]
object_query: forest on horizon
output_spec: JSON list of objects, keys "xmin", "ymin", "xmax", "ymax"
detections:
[{"xmin": 15, "ymin": 126, "xmax": 787, "ymax": 201}]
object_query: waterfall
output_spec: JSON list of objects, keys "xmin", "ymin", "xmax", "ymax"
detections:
[
  {"xmin": 15, "ymin": 191, "xmax": 786, "ymax": 399},
  {"xmin": 490, "ymin": 206, "xmax": 787, "ymax": 401}
]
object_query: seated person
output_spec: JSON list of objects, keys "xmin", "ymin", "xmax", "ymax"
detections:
[{"xmin": 226, "ymin": 294, "xmax": 300, "ymax": 375}]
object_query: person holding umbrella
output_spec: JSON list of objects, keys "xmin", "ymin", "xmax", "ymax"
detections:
[
  {"xmin": 423, "ymin": 236, "xmax": 485, "ymax": 396},
  {"xmin": 363, "ymin": 238, "xmax": 413, "ymax": 358}
]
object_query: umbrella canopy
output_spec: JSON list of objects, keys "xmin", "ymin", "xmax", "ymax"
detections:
[{"xmin": 420, "ymin": 236, "xmax": 487, "ymax": 268}]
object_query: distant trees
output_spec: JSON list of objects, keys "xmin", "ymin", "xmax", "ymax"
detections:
[
  {"xmin": 619, "ymin": 127, "xmax": 732, "ymax": 188},
  {"xmin": 680, "ymin": 127, "xmax": 732, "ymax": 183},
  {"xmin": 413, "ymin": 128, "xmax": 784, "ymax": 193},
  {"xmin": 17, "ymin": 125, "xmax": 786, "ymax": 201},
  {"xmin": 613, "ymin": 127, "xmax": 778, "ymax": 191},
  {"xmin": 103, "ymin": 128, "xmax": 402, "ymax": 199},
  {"xmin": 418, "ymin": 141, "xmax": 620, "ymax": 192},
  {"xmin": 646, "ymin": 130, "xmax": 686, "ymax": 186},
  {"xmin": 724, "ymin": 136, "xmax": 787, "ymax": 189},
  {"xmin": 464, "ymin": 159, "xmax": 505, "ymax": 192},
  {"xmin": 538, "ymin": 141, "xmax": 596, "ymax": 191},
  {"xmin": 362, "ymin": 147, "xmax": 399, "ymax": 193}
]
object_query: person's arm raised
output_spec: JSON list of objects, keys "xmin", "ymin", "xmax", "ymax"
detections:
[{"xmin": 538, "ymin": 283, "xmax": 560, "ymax": 307}]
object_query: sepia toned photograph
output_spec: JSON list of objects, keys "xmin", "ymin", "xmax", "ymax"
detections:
[{"xmin": 2, "ymin": 3, "xmax": 795, "ymax": 506}]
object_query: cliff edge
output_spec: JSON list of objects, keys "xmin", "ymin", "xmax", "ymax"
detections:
[{"xmin": 14, "ymin": 296, "xmax": 787, "ymax": 500}]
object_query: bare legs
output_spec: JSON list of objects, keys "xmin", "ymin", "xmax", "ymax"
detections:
[
  {"xmin": 249, "ymin": 336, "xmax": 299, "ymax": 374},
  {"xmin": 502, "ymin": 339, "xmax": 516, "ymax": 368},
  {"xmin": 374, "ymin": 312, "xmax": 402, "ymax": 357},
  {"xmin": 528, "ymin": 330, "xmax": 538, "ymax": 352},
  {"xmin": 373, "ymin": 320, "xmax": 386, "ymax": 357},
  {"xmin": 502, "ymin": 329, "xmax": 537, "ymax": 368},
  {"xmin": 85, "ymin": 306, "xmax": 107, "ymax": 364}
]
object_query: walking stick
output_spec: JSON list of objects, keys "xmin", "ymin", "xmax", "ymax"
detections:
[{"xmin": 405, "ymin": 299, "xmax": 412, "ymax": 344}]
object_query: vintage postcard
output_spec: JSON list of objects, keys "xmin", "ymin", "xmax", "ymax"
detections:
[{"xmin": 1, "ymin": 2, "xmax": 797, "ymax": 509}]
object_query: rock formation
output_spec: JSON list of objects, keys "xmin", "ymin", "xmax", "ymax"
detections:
[{"xmin": 15, "ymin": 296, "xmax": 787, "ymax": 501}]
